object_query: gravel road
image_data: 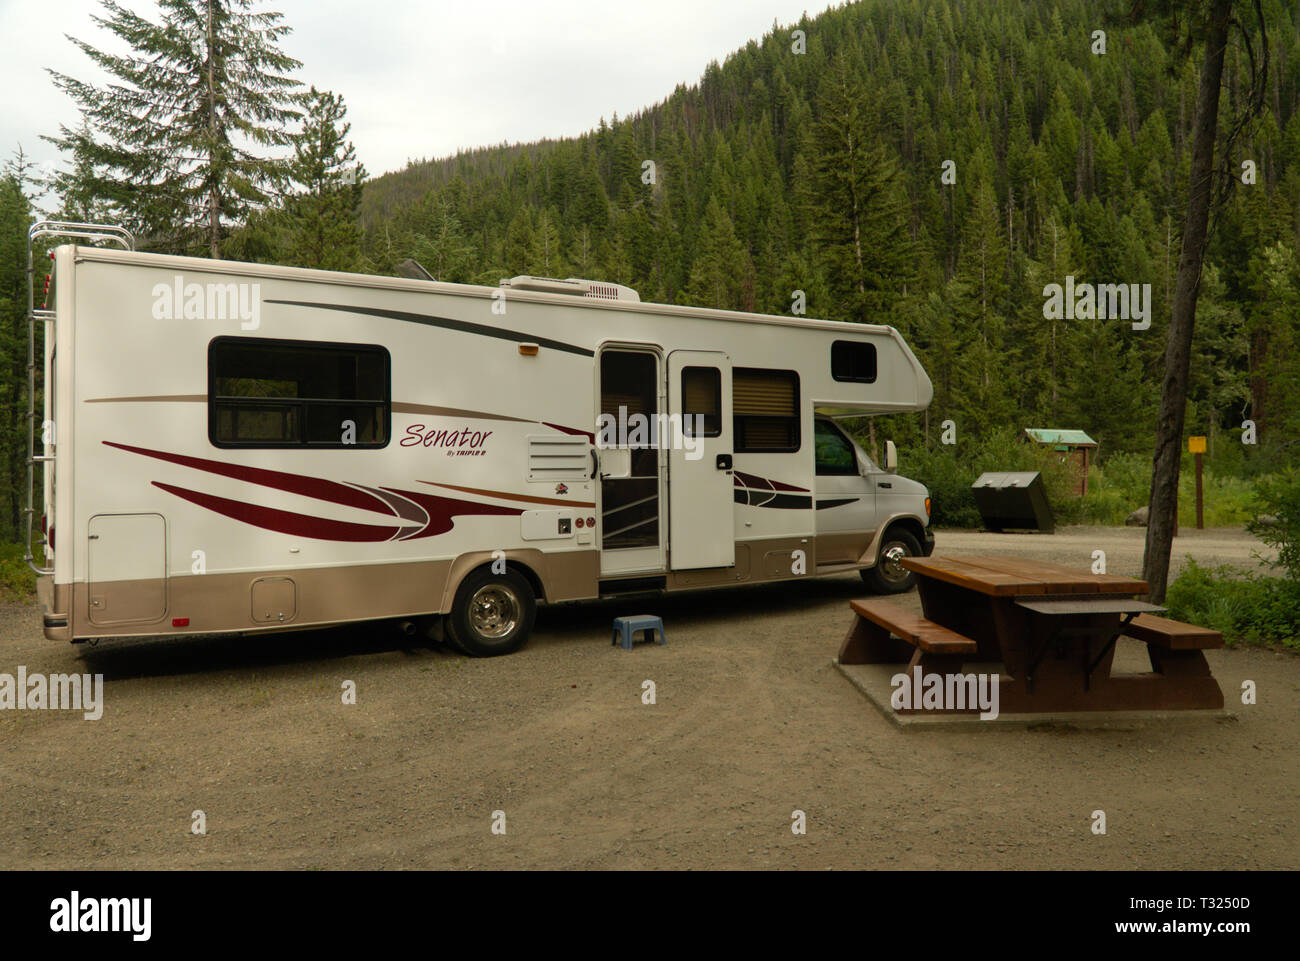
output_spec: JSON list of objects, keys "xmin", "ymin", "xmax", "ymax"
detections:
[{"xmin": 0, "ymin": 526, "xmax": 1294, "ymax": 870}]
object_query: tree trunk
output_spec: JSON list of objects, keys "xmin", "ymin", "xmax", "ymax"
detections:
[
  {"xmin": 1142, "ymin": 0, "xmax": 1233, "ymax": 603},
  {"xmin": 207, "ymin": 1, "xmax": 220, "ymax": 258},
  {"xmin": 1247, "ymin": 327, "xmax": 1268, "ymax": 437}
]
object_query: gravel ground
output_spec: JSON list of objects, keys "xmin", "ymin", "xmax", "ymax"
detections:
[{"xmin": 0, "ymin": 526, "xmax": 1294, "ymax": 870}]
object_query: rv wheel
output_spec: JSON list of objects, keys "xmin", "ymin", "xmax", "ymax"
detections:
[
  {"xmin": 861, "ymin": 529, "xmax": 922, "ymax": 594},
  {"xmin": 446, "ymin": 567, "xmax": 536, "ymax": 657}
]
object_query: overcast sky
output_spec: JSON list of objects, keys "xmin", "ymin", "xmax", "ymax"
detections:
[{"xmin": 0, "ymin": 0, "xmax": 828, "ymax": 186}]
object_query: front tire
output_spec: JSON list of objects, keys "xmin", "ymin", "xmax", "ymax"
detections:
[
  {"xmin": 446, "ymin": 567, "xmax": 536, "ymax": 657},
  {"xmin": 861, "ymin": 529, "xmax": 922, "ymax": 594}
]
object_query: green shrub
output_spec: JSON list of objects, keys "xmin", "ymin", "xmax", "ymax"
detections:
[
  {"xmin": 902, "ymin": 428, "xmax": 1057, "ymax": 527},
  {"xmin": 1095, "ymin": 451, "xmax": 1152, "ymax": 505},
  {"xmin": 905, "ymin": 432, "xmax": 1152, "ymax": 528},
  {"xmin": 0, "ymin": 543, "xmax": 38, "ymax": 601},
  {"xmin": 1057, "ymin": 486, "xmax": 1128, "ymax": 526},
  {"xmin": 1180, "ymin": 465, "xmax": 1256, "ymax": 527},
  {"xmin": 1248, "ymin": 472, "xmax": 1300, "ymax": 580},
  {"xmin": 1166, "ymin": 559, "xmax": 1300, "ymax": 650},
  {"xmin": 908, "ymin": 436, "xmax": 1266, "ymax": 531},
  {"xmin": 907, "ymin": 446, "xmax": 983, "ymax": 527}
]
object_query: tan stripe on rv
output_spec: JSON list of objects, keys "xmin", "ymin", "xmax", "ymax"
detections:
[
  {"xmin": 84, "ymin": 395, "xmax": 206, "ymax": 403},
  {"xmin": 419, "ymin": 481, "xmax": 596, "ymax": 508}
]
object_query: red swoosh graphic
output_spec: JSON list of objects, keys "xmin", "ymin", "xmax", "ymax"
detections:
[
  {"xmin": 107, "ymin": 440, "xmax": 527, "ymax": 542},
  {"xmin": 105, "ymin": 441, "xmax": 392, "ymax": 515},
  {"xmin": 542, "ymin": 421, "xmax": 596, "ymax": 443},
  {"xmin": 383, "ymin": 488, "xmax": 523, "ymax": 540},
  {"xmin": 154, "ymin": 482, "xmax": 401, "ymax": 542}
]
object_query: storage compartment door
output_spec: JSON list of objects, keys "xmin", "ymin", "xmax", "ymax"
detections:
[{"xmin": 87, "ymin": 513, "xmax": 167, "ymax": 625}]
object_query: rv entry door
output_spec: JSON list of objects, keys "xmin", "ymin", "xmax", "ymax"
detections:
[{"xmin": 667, "ymin": 351, "xmax": 735, "ymax": 570}]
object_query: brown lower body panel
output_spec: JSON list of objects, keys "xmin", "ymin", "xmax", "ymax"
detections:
[
  {"xmin": 55, "ymin": 549, "xmax": 600, "ymax": 641},
  {"xmin": 48, "ymin": 532, "xmax": 880, "ymax": 643}
]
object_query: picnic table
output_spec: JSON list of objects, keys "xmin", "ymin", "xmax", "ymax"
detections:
[{"xmin": 838, "ymin": 555, "xmax": 1224, "ymax": 714}]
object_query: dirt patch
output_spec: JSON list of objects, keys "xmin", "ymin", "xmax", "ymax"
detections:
[{"xmin": 0, "ymin": 527, "xmax": 1295, "ymax": 869}]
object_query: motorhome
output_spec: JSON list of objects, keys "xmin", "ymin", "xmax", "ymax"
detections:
[{"xmin": 26, "ymin": 222, "xmax": 935, "ymax": 656}]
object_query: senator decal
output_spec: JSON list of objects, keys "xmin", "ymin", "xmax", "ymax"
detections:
[{"xmin": 401, "ymin": 424, "xmax": 493, "ymax": 457}]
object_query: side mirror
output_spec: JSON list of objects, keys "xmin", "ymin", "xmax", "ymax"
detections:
[
  {"xmin": 598, "ymin": 447, "xmax": 632, "ymax": 480},
  {"xmin": 884, "ymin": 440, "xmax": 898, "ymax": 472}
]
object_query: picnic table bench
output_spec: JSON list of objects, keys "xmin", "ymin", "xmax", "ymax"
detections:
[{"xmin": 838, "ymin": 555, "xmax": 1225, "ymax": 714}]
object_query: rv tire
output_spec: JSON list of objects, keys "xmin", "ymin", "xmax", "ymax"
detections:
[
  {"xmin": 861, "ymin": 529, "xmax": 921, "ymax": 594},
  {"xmin": 446, "ymin": 567, "xmax": 536, "ymax": 657}
]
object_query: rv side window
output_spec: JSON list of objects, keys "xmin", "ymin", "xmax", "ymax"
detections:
[
  {"xmin": 681, "ymin": 367, "xmax": 722, "ymax": 437},
  {"xmin": 831, "ymin": 341, "xmax": 877, "ymax": 383},
  {"xmin": 209, "ymin": 337, "xmax": 390, "ymax": 448},
  {"xmin": 733, "ymin": 368, "xmax": 799, "ymax": 453}
]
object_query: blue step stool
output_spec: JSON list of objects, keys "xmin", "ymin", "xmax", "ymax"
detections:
[{"xmin": 612, "ymin": 615, "xmax": 666, "ymax": 651}]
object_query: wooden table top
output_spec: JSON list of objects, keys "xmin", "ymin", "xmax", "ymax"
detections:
[{"xmin": 900, "ymin": 555, "xmax": 1150, "ymax": 597}]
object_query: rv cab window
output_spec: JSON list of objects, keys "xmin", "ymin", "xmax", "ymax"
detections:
[
  {"xmin": 814, "ymin": 420, "xmax": 859, "ymax": 475},
  {"xmin": 209, "ymin": 337, "xmax": 390, "ymax": 448},
  {"xmin": 831, "ymin": 340, "xmax": 878, "ymax": 383}
]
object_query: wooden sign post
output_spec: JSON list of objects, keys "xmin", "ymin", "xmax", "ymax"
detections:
[{"xmin": 1189, "ymin": 436, "xmax": 1207, "ymax": 530}]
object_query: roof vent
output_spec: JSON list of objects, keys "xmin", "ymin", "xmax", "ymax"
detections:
[{"xmin": 500, "ymin": 275, "xmax": 640, "ymax": 303}]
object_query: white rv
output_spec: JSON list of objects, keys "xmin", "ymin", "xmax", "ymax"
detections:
[{"xmin": 27, "ymin": 223, "xmax": 935, "ymax": 656}]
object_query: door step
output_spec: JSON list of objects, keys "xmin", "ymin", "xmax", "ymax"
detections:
[{"xmin": 598, "ymin": 575, "xmax": 667, "ymax": 597}]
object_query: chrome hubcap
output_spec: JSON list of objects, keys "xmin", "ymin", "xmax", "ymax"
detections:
[
  {"xmin": 468, "ymin": 585, "xmax": 520, "ymax": 639},
  {"xmin": 881, "ymin": 543, "xmax": 909, "ymax": 581}
]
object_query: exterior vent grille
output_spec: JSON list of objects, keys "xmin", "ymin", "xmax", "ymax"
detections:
[
  {"xmin": 501, "ymin": 275, "xmax": 640, "ymax": 303},
  {"xmin": 526, "ymin": 435, "xmax": 591, "ymax": 482}
]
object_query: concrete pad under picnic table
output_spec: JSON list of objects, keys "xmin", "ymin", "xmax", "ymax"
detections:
[{"xmin": 833, "ymin": 641, "xmax": 1237, "ymax": 730}]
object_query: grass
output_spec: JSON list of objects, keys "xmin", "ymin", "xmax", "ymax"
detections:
[
  {"xmin": 1054, "ymin": 454, "xmax": 1259, "ymax": 527},
  {"xmin": 0, "ymin": 542, "xmax": 37, "ymax": 601}
]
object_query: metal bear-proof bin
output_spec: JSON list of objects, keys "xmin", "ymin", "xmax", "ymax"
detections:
[{"xmin": 971, "ymin": 471, "xmax": 1054, "ymax": 533}]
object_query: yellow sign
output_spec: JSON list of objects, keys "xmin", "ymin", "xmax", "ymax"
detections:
[{"xmin": 1189, "ymin": 436, "xmax": 1207, "ymax": 454}]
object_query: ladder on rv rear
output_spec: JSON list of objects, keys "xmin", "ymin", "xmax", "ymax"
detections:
[{"xmin": 24, "ymin": 221, "xmax": 134, "ymax": 575}]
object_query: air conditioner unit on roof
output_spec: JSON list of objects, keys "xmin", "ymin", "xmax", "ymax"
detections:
[{"xmin": 500, "ymin": 275, "xmax": 640, "ymax": 302}]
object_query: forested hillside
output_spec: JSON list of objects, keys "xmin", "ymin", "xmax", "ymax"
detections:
[
  {"xmin": 357, "ymin": 0, "xmax": 1300, "ymax": 466},
  {"xmin": 3, "ymin": 0, "xmax": 1298, "ymax": 563}
]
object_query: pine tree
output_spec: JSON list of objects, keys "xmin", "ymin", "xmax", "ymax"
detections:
[
  {"xmin": 529, "ymin": 207, "xmax": 565, "ymax": 276},
  {"xmin": 42, "ymin": 120, "xmax": 112, "ymax": 224},
  {"xmin": 283, "ymin": 87, "xmax": 364, "ymax": 271},
  {"xmin": 804, "ymin": 55, "xmax": 915, "ymax": 322},
  {"xmin": 45, "ymin": 0, "xmax": 303, "ymax": 256},
  {"xmin": 503, "ymin": 208, "xmax": 535, "ymax": 275},
  {"xmin": 410, "ymin": 199, "xmax": 474, "ymax": 283},
  {"xmin": 0, "ymin": 158, "xmax": 39, "ymax": 539},
  {"xmin": 684, "ymin": 198, "xmax": 753, "ymax": 310}
]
